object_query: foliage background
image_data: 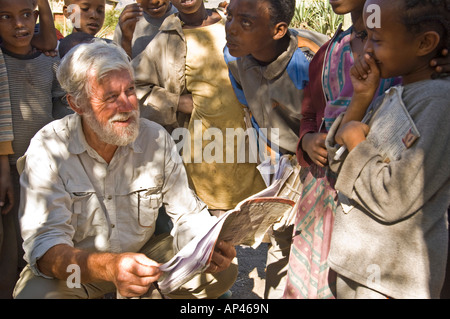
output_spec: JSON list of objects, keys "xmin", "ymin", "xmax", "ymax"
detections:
[{"xmin": 290, "ymin": 0, "xmax": 345, "ymax": 37}]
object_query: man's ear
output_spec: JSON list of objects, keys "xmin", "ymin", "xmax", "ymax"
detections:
[
  {"xmin": 273, "ymin": 22, "xmax": 289, "ymax": 41},
  {"xmin": 417, "ymin": 31, "xmax": 441, "ymax": 57},
  {"xmin": 66, "ymin": 94, "xmax": 83, "ymax": 115}
]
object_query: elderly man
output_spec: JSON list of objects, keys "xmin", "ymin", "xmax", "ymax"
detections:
[{"xmin": 13, "ymin": 41, "xmax": 237, "ymax": 299}]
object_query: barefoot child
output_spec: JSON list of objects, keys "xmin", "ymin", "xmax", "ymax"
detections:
[{"xmin": 326, "ymin": 0, "xmax": 450, "ymax": 298}]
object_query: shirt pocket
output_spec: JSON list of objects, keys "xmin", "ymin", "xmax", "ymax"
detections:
[
  {"xmin": 129, "ymin": 187, "xmax": 162, "ymax": 228},
  {"xmin": 71, "ymin": 191, "xmax": 108, "ymax": 241}
]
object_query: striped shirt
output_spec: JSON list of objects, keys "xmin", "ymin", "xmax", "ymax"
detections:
[{"xmin": 1, "ymin": 48, "xmax": 71, "ymax": 165}]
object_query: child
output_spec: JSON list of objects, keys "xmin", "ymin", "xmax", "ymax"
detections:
[
  {"xmin": 113, "ymin": 0, "xmax": 178, "ymax": 59},
  {"xmin": 63, "ymin": 0, "xmax": 106, "ymax": 36},
  {"xmin": 131, "ymin": 0, "xmax": 265, "ymax": 233},
  {"xmin": 0, "ymin": 0, "xmax": 71, "ymax": 298},
  {"xmin": 224, "ymin": 0, "xmax": 327, "ymax": 298},
  {"xmin": 325, "ymin": 0, "xmax": 449, "ymax": 298},
  {"xmin": 283, "ymin": 0, "xmax": 450, "ymax": 299}
]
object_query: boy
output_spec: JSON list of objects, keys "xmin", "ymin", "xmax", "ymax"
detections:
[
  {"xmin": 224, "ymin": 0, "xmax": 327, "ymax": 298},
  {"xmin": 326, "ymin": 0, "xmax": 449, "ymax": 298},
  {"xmin": 0, "ymin": 0, "xmax": 71, "ymax": 298},
  {"xmin": 63, "ymin": 0, "xmax": 106, "ymax": 36},
  {"xmin": 113, "ymin": 0, "xmax": 178, "ymax": 58}
]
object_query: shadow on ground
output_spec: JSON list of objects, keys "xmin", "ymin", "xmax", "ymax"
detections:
[{"xmin": 230, "ymin": 243, "xmax": 268, "ymax": 299}]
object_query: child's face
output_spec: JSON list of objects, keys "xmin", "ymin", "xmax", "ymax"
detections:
[
  {"xmin": 329, "ymin": 0, "xmax": 366, "ymax": 15},
  {"xmin": 363, "ymin": 0, "xmax": 420, "ymax": 81},
  {"xmin": 64, "ymin": 0, "xmax": 105, "ymax": 36},
  {"xmin": 138, "ymin": 0, "xmax": 171, "ymax": 18},
  {"xmin": 170, "ymin": 0, "xmax": 204, "ymax": 15},
  {"xmin": 225, "ymin": 0, "xmax": 277, "ymax": 59},
  {"xmin": 0, "ymin": 0, "xmax": 37, "ymax": 55}
]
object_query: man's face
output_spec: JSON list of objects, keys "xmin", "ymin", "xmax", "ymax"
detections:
[
  {"xmin": 65, "ymin": 0, "xmax": 106, "ymax": 36},
  {"xmin": 0, "ymin": 0, "xmax": 37, "ymax": 55},
  {"xmin": 138, "ymin": 0, "xmax": 171, "ymax": 18},
  {"xmin": 82, "ymin": 69, "xmax": 140, "ymax": 147},
  {"xmin": 225, "ymin": 0, "xmax": 277, "ymax": 59}
]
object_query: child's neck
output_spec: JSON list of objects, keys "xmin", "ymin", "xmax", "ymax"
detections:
[
  {"xmin": 402, "ymin": 60, "xmax": 435, "ymax": 85},
  {"xmin": 253, "ymin": 33, "xmax": 291, "ymax": 65},
  {"xmin": 179, "ymin": 6, "xmax": 218, "ymax": 29},
  {"xmin": 0, "ymin": 43, "xmax": 35, "ymax": 57}
]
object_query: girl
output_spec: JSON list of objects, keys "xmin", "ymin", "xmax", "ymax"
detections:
[
  {"xmin": 283, "ymin": 0, "xmax": 449, "ymax": 299},
  {"xmin": 326, "ymin": 0, "xmax": 449, "ymax": 298}
]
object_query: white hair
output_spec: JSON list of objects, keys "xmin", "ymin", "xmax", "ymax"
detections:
[{"xmin": 57, "ymin": 40, "xmax": 134, "ymax": 109}]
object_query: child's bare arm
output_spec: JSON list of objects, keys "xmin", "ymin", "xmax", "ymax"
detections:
[
  {"xmin": 31, "ymin": 0, "xmax": 58, "ymax": 52},
  {"xmin": 178, "ymin": 94, "xmax": 194, "ymax": 114},
  {"xmin": 0, "ymin": 155, "xmax": 14, "ymax": 215}
]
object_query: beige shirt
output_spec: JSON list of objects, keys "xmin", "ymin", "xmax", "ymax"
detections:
[
  {"xmin": 182, "ymin": 20, "xmax": 265, "ymax": 210},
  {"xmin": 19, "ymin": 114, "xmax": 216, "ymax": 278}
]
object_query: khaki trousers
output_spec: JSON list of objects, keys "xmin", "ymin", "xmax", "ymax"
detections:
[{"xmin": 13, "ymin": 233, "xmax": 237, "ymax": 299}]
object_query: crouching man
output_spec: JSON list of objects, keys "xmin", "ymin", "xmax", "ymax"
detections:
[{"xmin": 13, "ymin": 41, "xmax": 237, "ymax": 299}]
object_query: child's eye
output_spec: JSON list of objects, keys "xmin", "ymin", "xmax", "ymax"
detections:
[
  {"xmin": 241, "ymin": 19, "xmax": 251, "ymax": 27},
  {"xmin": 0, "ymin": 14, "xmax": 10, "ymax": 20}
]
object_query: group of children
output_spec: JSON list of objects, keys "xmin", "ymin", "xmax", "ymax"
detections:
[{"xmin": 0, "ymin": 0, "xmax": 448, "ymax": 299}]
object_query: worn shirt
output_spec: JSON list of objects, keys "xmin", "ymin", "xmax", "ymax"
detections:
[
  {"xmin": 326, "ymin": 78, "xmax": 450, "ymax": 298},
  {"xmin": 113, "ymin": 5, "xmax": 178, "ymax": 59},
  {"xmin": 18, "ymin": 114, "xmax": 216, "ymax": 278},
  {"xmin": 225, "ymin": 30, "xmax": 327, "ymax": 155},
  {"xmin": 182, "ymin": 20, "xmax": 265, "ymax": 210}
]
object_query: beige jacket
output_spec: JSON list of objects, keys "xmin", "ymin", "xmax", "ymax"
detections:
[{"xmin": 132, "ymin": 10, "xmax": 225, "ymax": 130}]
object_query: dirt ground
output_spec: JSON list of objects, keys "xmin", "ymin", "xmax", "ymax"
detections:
[
  {"xmin": 230, "ymin": 244, "xmax": 268, "ymax": 299},
  {"xmin": 202, "ymin": 0, "xmax": 269, "ymax": 300}
]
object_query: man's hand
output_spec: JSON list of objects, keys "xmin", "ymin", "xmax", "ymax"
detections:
[
  {"xmin": 206, "ymin": 241, "xmax": 236, "ymax": 274},
  {"xmin": 301, "ymin": 132, "xmax": 328, "ymax": 167},
  {"xmin": 109, "ymin": 253, "xmax": 162, "ymax": 297}
]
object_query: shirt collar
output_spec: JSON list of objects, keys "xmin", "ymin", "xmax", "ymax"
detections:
[{"xmin": 241, "ymin": 30, "xmax": 299, "ymax": 80}]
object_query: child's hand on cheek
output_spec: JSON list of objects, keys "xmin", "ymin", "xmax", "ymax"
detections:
[
  {"xmin": 430, "ymin": 48, "xmax": 449, "ymax": 78},
  {"xmin": 335, "ymin": 121, "xmax": 370, "ymax": 152},
  {"xmin": 350, "ymin": 51, "xmax": 381, "ymax": 99}
]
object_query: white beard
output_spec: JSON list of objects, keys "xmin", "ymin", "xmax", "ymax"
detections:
[{"xmin": 83, "ymin": 109, "xmax": 140, "ymax": 146}]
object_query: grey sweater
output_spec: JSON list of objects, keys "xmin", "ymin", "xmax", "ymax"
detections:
[{"xmin": 326, "ymin": 78, "xmax": 450, "ymax": 298}]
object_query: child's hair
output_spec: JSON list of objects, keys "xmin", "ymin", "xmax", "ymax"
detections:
[
  {"xmin": 264, "ymin": 0, "xmax": 296, "ymax": 26},
  {"xmin": 402, "ymin": 0, "xmax": 450, "ymax": 51},
  {"xmin": 59, "ymin": 31, "xmax": 95, "ymax": 58}
]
